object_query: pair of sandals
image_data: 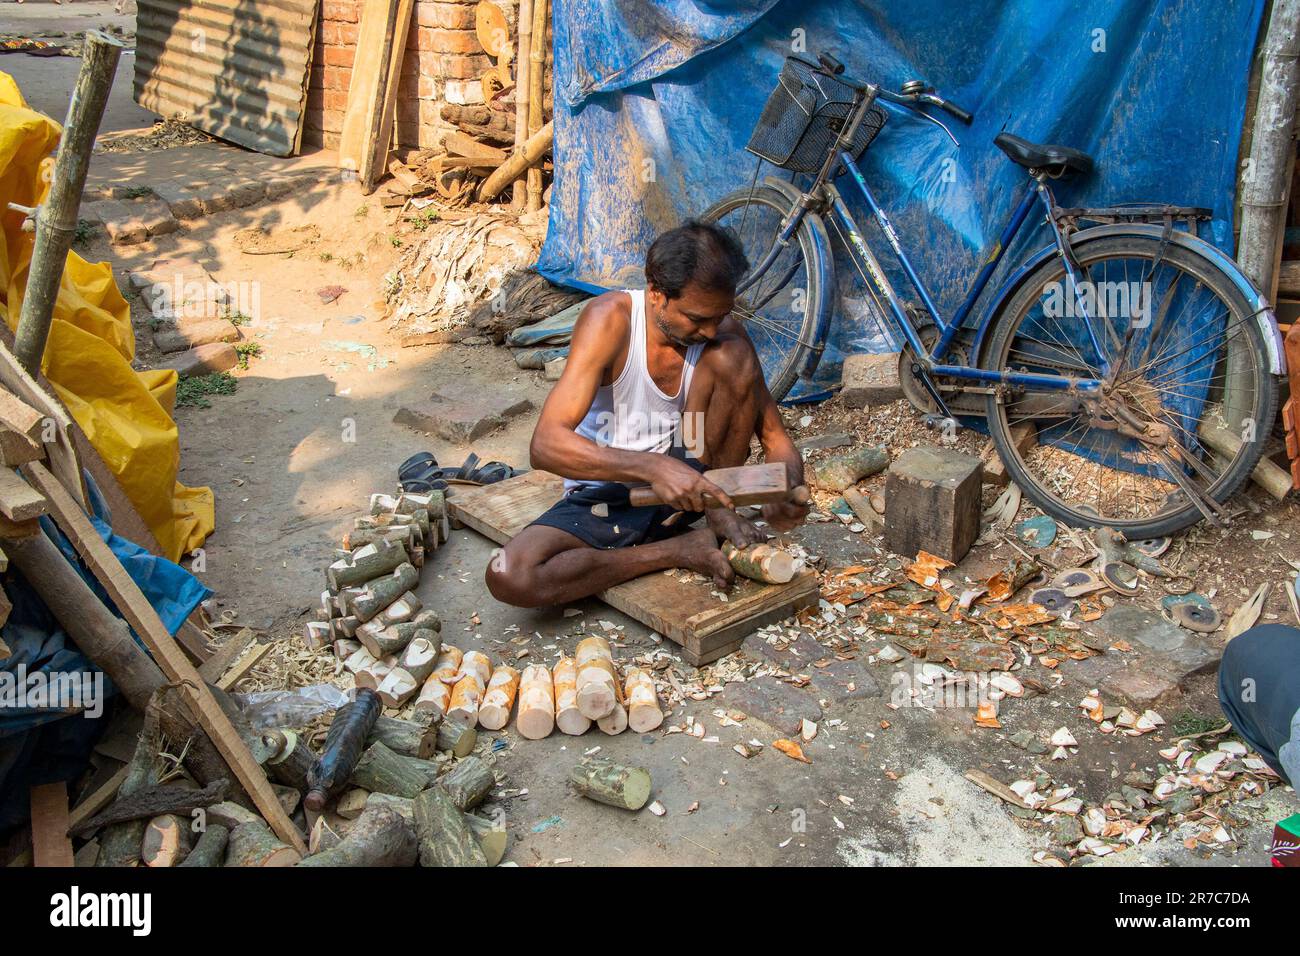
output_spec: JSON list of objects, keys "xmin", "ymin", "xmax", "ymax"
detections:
[{"xmin": 398, "ymin": 451, "xmax": 523, "ymax": 492}]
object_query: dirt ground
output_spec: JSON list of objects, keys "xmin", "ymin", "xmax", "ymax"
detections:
[{"xmin": 5, "ymin": 3, "xmax": 1297, "ymax": 867}]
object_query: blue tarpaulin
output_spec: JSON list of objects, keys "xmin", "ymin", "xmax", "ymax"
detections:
[{"xmin": 536, "ymin": 0, "xmax": 1264, "ymax": 390}]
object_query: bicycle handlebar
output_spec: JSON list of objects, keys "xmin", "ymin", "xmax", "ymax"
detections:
[{"xmin": 792, "ymin": 52, "xmax": 974, "ymax": 125}]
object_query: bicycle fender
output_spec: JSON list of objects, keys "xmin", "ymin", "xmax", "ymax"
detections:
[
  {"xmin": 972, "ymin": 223, "xmax": 1286, "ymax": 376},
  {"xmin": 761, "ymin": 177, "xmax": 836, "ymax": 381}
]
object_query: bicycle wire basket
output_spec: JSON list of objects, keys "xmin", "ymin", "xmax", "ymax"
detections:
[{"xmin": 746, "ymin": 57, "xmax": 887, "ymax": 173}]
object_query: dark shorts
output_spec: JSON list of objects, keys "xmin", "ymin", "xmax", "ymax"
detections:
[{"xmin": 529, "ymin": 455, "xmax": 706, "ymax": 550}]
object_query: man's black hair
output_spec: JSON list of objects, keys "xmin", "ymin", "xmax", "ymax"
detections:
[{"xmin": 645, "ymin": 219, "xmax": 749, "ymax": 299}]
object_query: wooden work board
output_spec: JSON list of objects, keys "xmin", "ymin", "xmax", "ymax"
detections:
[{"xmin": 447, "ymin": 471, "xmax": 820, "ymax": 665}]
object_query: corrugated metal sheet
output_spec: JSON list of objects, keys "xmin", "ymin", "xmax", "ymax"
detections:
[{"xmin": 134, "ymin": 0, "xmax": 319, "ymax": 157}]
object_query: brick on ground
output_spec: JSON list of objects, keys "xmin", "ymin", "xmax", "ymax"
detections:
[
  {"xmin": 153, "ymin": 319, "xmax": 242, "ymax": 354},
  {"xmin": 884, "ymin": 446, "xmax": 982, "ymax": 561},
  {"xmin": 840, "ymin": 352, "xmax": 902, "ymax": 407},
  {"xmin": 159, "ymin": 342, "xmax": 239, "ymax": 377},
  {"xmin": 393, "ymin": 391, "xmax": 533, "ymax": 443}
]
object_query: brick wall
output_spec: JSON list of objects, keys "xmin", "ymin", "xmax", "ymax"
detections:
[{"xmin": 305, "ymin": 0, "xmax": 516, "ymax": 151}]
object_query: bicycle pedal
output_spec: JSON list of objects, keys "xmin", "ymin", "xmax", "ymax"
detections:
[{"xmin": 922, "ymin": 414, "xmax": 960, "ymax": 434}]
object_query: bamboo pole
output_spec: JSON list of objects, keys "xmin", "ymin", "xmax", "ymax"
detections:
[
  {"xmin": 526, "ymin": 0, "xmax": 548, "ymax": 211},
  {"xmin": 512, "ymin": 0, "xmax": 534, "ymax": 209},
  {"xmin": 478, "ymin": 121, "xmax": 553, "ymax": 201},
  {"xmin": 14, "ymin": 31, "xmax": 123, "ymax": 375},
  {"xmin": 1236, "ymin": 0, "xmax": 1300, "ymax": 302}
]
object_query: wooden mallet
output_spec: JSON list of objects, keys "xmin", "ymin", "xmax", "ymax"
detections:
[{"xmin": 626, "ymin": 462, "xmax": 810, "ymax": 510}]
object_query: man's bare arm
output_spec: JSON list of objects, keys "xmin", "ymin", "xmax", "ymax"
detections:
[{"xmin": 529, "ymin": 296, "xmax": 734, "ymax": 512}]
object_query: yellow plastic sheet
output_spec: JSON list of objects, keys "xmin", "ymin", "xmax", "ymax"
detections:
[{"xmin": 0, "ymin": 72, "xmax": 213, "ymax": 562}]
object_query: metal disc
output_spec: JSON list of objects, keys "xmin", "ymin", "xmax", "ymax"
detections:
[
  {"xmin": 1166, "ymin": 601, "xmax": 1221, "ymax": 633},
  {"xmin": 1052, "ymin": 568, "xmax": 1105, "ymax": 597}
]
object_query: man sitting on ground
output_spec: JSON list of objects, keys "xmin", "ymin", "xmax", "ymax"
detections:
[{"xmin": 486, "ymin": 220, "xmax": 808, "ymax": 608}]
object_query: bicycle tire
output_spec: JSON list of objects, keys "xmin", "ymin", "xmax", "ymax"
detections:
[
  {"xmin": 699, "ymin": 185, "xmax": 830, "ymax": 400},
  {"xmin": 982, "ymin": 232, "xmax": 1277, "ymax": 538}
]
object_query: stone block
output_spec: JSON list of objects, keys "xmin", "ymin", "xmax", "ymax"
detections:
[{"xmin": 393, "ymin": 391, "xmax": 533, "ymax": 444}]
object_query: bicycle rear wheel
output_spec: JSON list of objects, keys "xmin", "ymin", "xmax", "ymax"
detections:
[
  {"xmin": 982, "ymin": 232, "xmax": 1278, "ymax": 538},
  {"xmin": 699, "ymin": 185, "xmax": 831, "ymax": 400}
]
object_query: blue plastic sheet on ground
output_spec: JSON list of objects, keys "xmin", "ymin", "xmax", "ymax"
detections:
[{"xmin": 535, "ymin": 0, "xmax": 1264, "ymax": 396}]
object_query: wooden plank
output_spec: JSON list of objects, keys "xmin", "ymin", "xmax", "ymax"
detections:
[
  {"xmin": 197, "ymin": 626, "xmax": 255, "ymax": 683},
  {"xmin": 0, "ymin": 340, "xmax": 83, "ymax": 506},
  {"xmin": 0, "ymin": 388, "xmax": 45, "ymax": 440},
  {"xmin": 448, "ymin": 471, "xmax": 819, "ymax": 664},
  {"xmin": 627, "ymin": 462, "xmax": 791, "ymax": 508},
  {"xmin": 963, "ymin": 769, "xmax": 1031, "ymax": 809},
  {"xmin": 21, "ymin": 462, "xmax": 305, "ymax": 854},
  {"xmin": 7, "ymin": 765, "xmax": 129, "ymax": 867},
  {"xmin": 339, "ymin": 0, "xmax": 400, "ymax": 179},
  {"xmin": 216, "ymin": 639, "xmax": 272, "ymax": 691},
  {"xmin": 363, "ymin": 0, "xmax": 416, "ymax": 192},
  {"xmin": 0, "ymin": 468, "xmax": 47, "ymax": 521},
  {"xmin": 29, "ymin": 782, "xmax": 75, "ymax": 867}
]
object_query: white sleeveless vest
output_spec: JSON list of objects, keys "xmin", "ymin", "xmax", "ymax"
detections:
[{"xmin": 565, "ymin": 289, "xmax": 704, "ymax": 491}]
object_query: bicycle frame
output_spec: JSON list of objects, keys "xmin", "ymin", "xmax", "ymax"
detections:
[{"xmin": 742, "ymin": 84, "xmax": 1112, "ymax": 398}]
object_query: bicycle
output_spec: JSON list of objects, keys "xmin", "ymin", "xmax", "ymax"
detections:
[{"xmin": 701, "ymin": 51, "xmax": 1285, "ymax": 538}]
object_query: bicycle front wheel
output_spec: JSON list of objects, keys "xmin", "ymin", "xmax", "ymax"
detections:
[
  {"xmin": 699, "ymin": 185, "xmax": 831, "ymax": 400},
  {"xmin": 982, "ymin": 232, "xmax": 1278, "ymax": 538}
]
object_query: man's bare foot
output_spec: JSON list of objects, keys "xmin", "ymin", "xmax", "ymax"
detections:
[
  {"xmin": 706, "ymin": 506, "xmax": 766, "ymax": 548},
  {"xmin": 672, "ymin": 527, "xmax": 734, "ymax": 590}
]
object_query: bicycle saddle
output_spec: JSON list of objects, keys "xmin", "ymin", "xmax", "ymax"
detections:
[{"xmin": 994, "ymin": 132, "xmax": 1094, "ymax": 176}]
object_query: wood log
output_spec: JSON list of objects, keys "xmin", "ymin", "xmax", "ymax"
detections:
[
  {"xmin": 433, "ymin": 644, "xmax": 463, "ymax": 684},
  {"xmin": 568, "ymin": 757, "xmax": 652, "ymax": 810},
  {"xmin": 368, "ymin": 715, "xmax": 439, "ymax": 759},
  {"xmin": 441, "ymin": 755, "xmax": 494, "ymax": 810},
  {"xmin": 623, "ymin": 667, "xmax": 663, "ymax": 733},
  {"xmin": 71, "ymin": 778, "xmax": 229, "ymax": 837},
  {"xmin": 205, "ymin": 801, "xmax": 263, "ymax": 830},
  {"xmin": 304, "ymin": 689, "xmax": 381, "ymax": 812},
  {"xmin": 297, "ymin": 803, "xmax": 417, "ymax": 867},
  {"xmin": 720, "ymin": 541, "xmax": 801, "ymax": 584},
  {"xmin": 437, "ymin": 717, "xmax": 478, "ymax": 758},
  {"xmin": 308, "ymin": 816, "xmax": 343, "ymax": 855},
  {"xmin": 465, "ymin": 812, "xmax": 507, "ymax": 865},
  {"xmin": 553, "ymin": 656, "xmax": 590, "ymax": 735},
  {"xmin": 334, "ymin": 638, "xmax": 362, "ymax": 660},
  {"xmin": 354, "ymin": 655, "xmax": 395, "ymax": 691},
  {"xmin": 224, "ymin": 819, "xmax": 301, "ymax": 867},
  {"xmin": 355, "ymin": 602, "xmax": 433, "ymax": 657},
  {"xmin": 399, "ymin": 634, "xmax": 440, "ymax": 685},
  {"xmin": 141, "ymin": 814, "xmax": 192, "ymax": 867},
  {"xmin": 342, "ymin": 525, "xmax": 418, "ymax": 552},
  {"xmin": 376, "ymin": 667, "xmax": 420, "ymax": 708},
  {"xmin": 262, "ymin": 730, "xmax": 316, "ymax": 794},
  {"xmin": 575, "ymin": 636, "xmax": 618, "ymax": 720},
  {"xmin": 811, "ymin": 445, "xmax": 890, "ymax": 492},
  {"xmin": 413, "ymin": 786, "xmax": 487, "ymax": 867},
  {"xmin": 415, "ymin": 673, "xmax": 451, "ymax": 717},
  {"xmin": 351, "ymin": 741, "xmax": 437, "ymax": 798},
  {"xmin": 478, "ymin": 120, "xmax": 553, "ymax": 201},
  {"xmin": 596, "ymin": 659, "xmax": 627, "ymax": 735},
  {"xmin": 326, "ymin": 539, "xmax": 409, "ymax": 591},
  {"xmin": 477, "ymin": 664, "xmax": 520, "ymax": 730},
  {"xmin": 1198, "ymin": 421, "xmax": 1293, "ymax": 500},
  {"xmin": 447, "ymin": 650, "xmax": 492, "ymax": 725},
  {"xmin": 841, "ymin": 485, "xmax": 883, "ymax": 529},
  {"xmin": 348, "ymin": 564, "xmax": 420, "ymax": 622},
  {"xmin": 177, "ymin": 823, "xmax": 229, "ymax": 867},
  {"xmin": 512, "ymin": 0, "xmax": 534, "ymax": 207},
  {"xmin": 97, "ymin": 692, "xmax": 162, "ymax": 867},
  {"xmin": 516, "ymin": 663, "xmax": 554, "ymax": 739},
  {"xmin": 337, "ymin": 788, "xmax": 370, "ymax": 820},
  {"xmin": 302, "ymin": 620, "xmax": 330, "ymax": 650}
]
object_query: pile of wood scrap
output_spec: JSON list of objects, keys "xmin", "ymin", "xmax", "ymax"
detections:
[
  {"xmin": 383, "ymin": 212, "xmax": 552, "ymax": 336},
  {"xmin": 359, "ymin": 0, "xmax": 555, "ymax": 209}
]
